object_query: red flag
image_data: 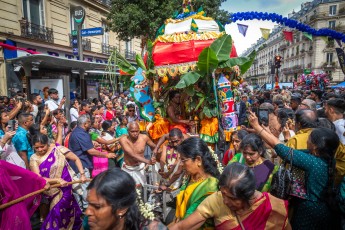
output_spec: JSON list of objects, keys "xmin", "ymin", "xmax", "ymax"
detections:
[{"xmin": 283, "ymin": 31, "xmax": 293, "ymax": 42}]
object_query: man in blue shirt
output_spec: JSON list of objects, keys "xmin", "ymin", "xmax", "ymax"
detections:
[
  {"xmin": 12, "ymin": 113, "xmax": 34, "ymax": 169},
  {"xmin": 69, "ymin": 114, "xmax": 115, "ymax": 210}
]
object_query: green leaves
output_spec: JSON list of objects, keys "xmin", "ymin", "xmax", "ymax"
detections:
[
  {"xmin": 197, "ymin": 47, "xmax": 218, "ymax": 74},
  {"xmin": 239, "ymin": 50, "xmax": 256, "ymax": 75},
  {"xmin": 203, "ymin": 106, "xmax": 218, "ymax": 118},
  {"xmin": 210, "ymin": 34, "xmax": 232, "ymax": 63},
  {"xmin": 218, "ymin": 50, "xmax": 257, "ymax": 75},
  {"xmin": 114, "ymin": 50, "xmax": 136, "ymax": 75},
  {"xmin": 175, "ymin": 72, "xmax": 202, "ymax": 89},
  {"xmin": 136, "ymin": 54, "xmax": 147, "ymax": 71}
]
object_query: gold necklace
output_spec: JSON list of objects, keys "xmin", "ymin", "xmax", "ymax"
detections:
[{"xmin": 246, "ymin": 157, "xmax": 264, "ymax": 168}]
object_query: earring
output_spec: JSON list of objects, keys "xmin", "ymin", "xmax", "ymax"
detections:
[{"xmin": 118, "ymin": 214, "xmax": 123, "ymax": 219}]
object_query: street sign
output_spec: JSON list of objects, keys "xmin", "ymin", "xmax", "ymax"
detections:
[
  {"xmin": 72, "ymin": 31, "xmax": 78, "ymax": 55},
  {"xmin": 74, "ymin": 6, "xmax": 85, "ymax": 25},
  {"xmin": 81, "ymin": 27, "xmax": 104, "ymax": 37}
]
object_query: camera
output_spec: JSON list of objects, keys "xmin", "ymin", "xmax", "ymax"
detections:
[
  {"xmin": 7, "ymin": 120, "xmax": 16, "ymax": 131},
  {"xmin": 258, "ymin": 109, "xmax": 269, "ymax": 126}
]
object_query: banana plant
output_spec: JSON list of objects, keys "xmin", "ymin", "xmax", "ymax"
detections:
[{"xmin": 175, "ymin": 34, "xmax": 256, "ymax": 118}]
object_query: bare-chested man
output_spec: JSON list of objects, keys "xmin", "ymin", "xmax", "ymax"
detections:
[
  {"xmin": 167, "ymin": 90, "xmax": 194, "ymax": 133},
  {"xmin": 120, "ymin": 121, "xmax": 156, "ymax": 186}
]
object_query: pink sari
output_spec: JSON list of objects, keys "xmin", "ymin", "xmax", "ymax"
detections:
[{"xmin": 0, "ymin": 160, "xmax": 46, "ymax": 230}]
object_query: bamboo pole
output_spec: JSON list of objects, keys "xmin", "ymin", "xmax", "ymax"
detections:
[{"xmin": 0, "ymin": 179, "xmax": 91, "ymax": 210}]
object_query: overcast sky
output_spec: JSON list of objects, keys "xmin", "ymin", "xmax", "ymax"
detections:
[{"xmin": 222, "ymin": 0, "xmax": 307, "ymax": 55}]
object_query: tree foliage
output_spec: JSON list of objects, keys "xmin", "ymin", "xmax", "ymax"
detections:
[{"xmin": 107, "ymin": 0, "xmax": 230, "ymax": 41}]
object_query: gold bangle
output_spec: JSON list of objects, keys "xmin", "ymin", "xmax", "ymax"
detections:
[{"xmin": 258, "ymin": 128, "xmax": 265, "ymax": 136}]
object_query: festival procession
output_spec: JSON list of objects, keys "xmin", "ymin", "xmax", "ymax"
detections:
[{"xmin": 1, "ymin": 0, "xmax": 345, "ymax": 229}]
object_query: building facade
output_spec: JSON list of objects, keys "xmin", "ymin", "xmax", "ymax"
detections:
[
  {"xmin": 0, "ymin": 0, "xmax": 141, "ymax": 97},
  {"xmin": 242, "ymin": 0, "xmax": 345, "ymax": 88}
]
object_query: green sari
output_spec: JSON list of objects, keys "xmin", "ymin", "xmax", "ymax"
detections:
[
  {"xmin": 176, "ymin": 177, "xmax": 218, "ymax": 229},
  {"xmin": 115, "ymin": 126, "xmax": 128, "ymax": 167}
]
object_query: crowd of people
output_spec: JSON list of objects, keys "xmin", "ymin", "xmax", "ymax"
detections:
[{"xmin": 1, "ymin": 86, "xmax": 345, "ymax": 230}]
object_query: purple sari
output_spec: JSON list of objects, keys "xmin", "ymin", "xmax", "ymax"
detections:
[
  {"xmin": 36, "ymin": 147, "xmax": 82, "ymax": 230},
  {"xmin": 0, "ymin": 160, "xmax": 46, "ymax": 230}
]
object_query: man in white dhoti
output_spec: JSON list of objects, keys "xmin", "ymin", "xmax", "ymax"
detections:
[{"xmin": 119, "ymin": 122, "xmax": 156, "ymax": 186}]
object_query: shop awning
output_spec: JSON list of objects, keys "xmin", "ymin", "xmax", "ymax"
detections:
[{"xmin": 6, "ymin": 54, "xmax": 108, "ymax": 72}]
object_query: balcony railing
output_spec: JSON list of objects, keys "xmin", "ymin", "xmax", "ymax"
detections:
[
  {"xmin": 95, "ymin": 0, "xmax": 111, "ymax": 7},
  {"xmin": 124, "ymin": 50, "xmax": 136, "ymax": 60},
  {"xmin": 101, "ymin": 43, "xmax": 116, "ymax": 55},
  {"xmin": 68, "ymin": 34, "xmax": 91, "ymax": 51},
  {"xmin": 19, "ymin": 19, "xmax": 54, "ymax": 43}
]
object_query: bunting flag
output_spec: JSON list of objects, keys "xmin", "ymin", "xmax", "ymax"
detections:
[
  {"xmin": 191, "ymin": 19, "xmax": 198, "ymax": 32},
  {"xmin": 336, "ymin": 39, "xmax": 343, "ymax": 48},
  {"xmin": 260, "ymin": 28, "xmax": 270, "ymax": 40},
  {"xmin": 217, "ymin": 21, "xmax": 225, "ymax": 32},
  {"xmin": 237, "ymin": 24, "xmax": 249, "ymax": 37},
  {"xmin": 320, "ymin": 36, "xmax": 329, "ymax": 43},
  {"xmin": 303, "ymin": 32, "xmax": 313, "ymax": 41},
  {"xmin": 283, "ymin": 31, "xmax": 293, "ymax": 42}
]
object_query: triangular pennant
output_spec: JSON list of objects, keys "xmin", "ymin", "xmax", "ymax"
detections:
[
  {"xmin": 260, "ymin": 28, "xmax": 270, "ymax": 40},
  {"xmin": 237, "ymin": 23, "xmax": 248, "ymax": 37},
  {"xmin": 191, "ymin": 19, "xmax": 198, "ymax": 32},
  {"xmin": 303, "ymin": 32, "xmax": 313, "ymax": 41},
  {"xmin": 320, "ymin": 36, "xmax": 329, "ymax": 43},
  {"xmin": 155, "ymin": 24, "xmax": 165, "ymax": 38},
  {"xmin": 283, "ymin": 31, "xmax": 293, "ymax": 42},
  {"xmin": 217, "ymin": 21, "xmax": 225, "ymax": 32}
]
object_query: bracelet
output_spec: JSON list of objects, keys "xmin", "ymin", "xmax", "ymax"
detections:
[
  {"xmin": 258, "ymin": 128, "xmax": 265, "ymax": 136},
  {"xmin": 80, "ymin": 172, "xmax": 85, "ymax": 175},
  {"xmin": 0, "ymin": 140, "xmax": 6, "ymax": 145}
]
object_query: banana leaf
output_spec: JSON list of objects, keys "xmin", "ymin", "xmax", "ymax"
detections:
[
  {"xmin": 210, "ymin": 34, "xmax": 233, "ymax": 63},
  {"xmin": 218, "ymin": 50, "xmax": 256, "ymax": 75},
  {"xmin": 136, "ymin": 54, "xmax": 147, "ymax": 71},
  {"xmin": 197, "ymin": 47, "xmax": 218, "ymax": 74},
  {"xmin": 175, "ymin": 71, "xmax": 202, "ymax": 89}
]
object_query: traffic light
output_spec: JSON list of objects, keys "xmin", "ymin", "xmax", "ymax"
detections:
[{"xmin": 274, "ymin": 55, "xmax": 282, "ymax": 68}]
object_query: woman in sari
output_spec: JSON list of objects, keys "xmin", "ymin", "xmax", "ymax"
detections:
[
  {"xmin": 223, "ymin": 130, "xmax": 248, "ymax": 165},
  {"xmin": 0, "ymin": 160, "xmax": 48, "ymax": 230},
  {"xmin": 171, "ymin": 163, "xmax": 290, "ymax": 230},
  {"xmin": 174, "ymin": 137, "xmax": 220, "ymax": 228},
  {"xmin": 115, "ymin": 115, "xmax": 128, "ymax": 167},
  {"xmin": 29, "ymin": 133, "xmax": 86, "ymax": 230},
  {"xmin": 229, "ymin": 134, "xmax": 278, "ymax": 192},
  {"xmin": 248, "ymin": 110, "xmax": 340, "ymax": 229}
]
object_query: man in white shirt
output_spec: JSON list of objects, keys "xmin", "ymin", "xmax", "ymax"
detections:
[
  {"xmin": 29, "ymin": 93, "xmax": 43, "ymax": 121},
  {"xmin": 325, "ymin": 98, "xmax": 345, "ymax": 144},
  {"xmin": 45, "ymin": 88, "xmax": 65, "ymax": 111}
]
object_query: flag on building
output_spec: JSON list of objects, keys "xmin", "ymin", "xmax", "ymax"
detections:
[
  {"xmin": 303, "ymin": 32, "xmax": 313, "ymax": 41},
  {"xmin": 260, "ymin": 28, "xmax": 270, "ymax": 40},
  {"xmin": 335, "ymin": 39, "xmax": 343, "ymax": 48},
  {"xmin": 191, "ymin": 19, "xmax": 198, "ymax": 32},
  {"xmin": 336, "ymin": 48, "xmax": 345, "ymax": 75},
  {"xmin": 237, "ymin": 24, "xmax": 249, "ymax": 37},
  {"xmin": 283, "ymin": 31, "xmax": 293, "ymax": 42}
]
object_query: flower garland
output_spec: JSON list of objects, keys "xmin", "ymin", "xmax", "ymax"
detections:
[
  {"xmin": 136, "ymin": 189, "xmax": 155, "ymax": 221},
  {"xmin": 208, "ymin": 146, "xmax": 224, "ymax": 174}
]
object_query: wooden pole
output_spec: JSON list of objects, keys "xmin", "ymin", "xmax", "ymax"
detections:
[{"xmin": 0, "ymin": 179, "xmax": 91, "ymax": 210}]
